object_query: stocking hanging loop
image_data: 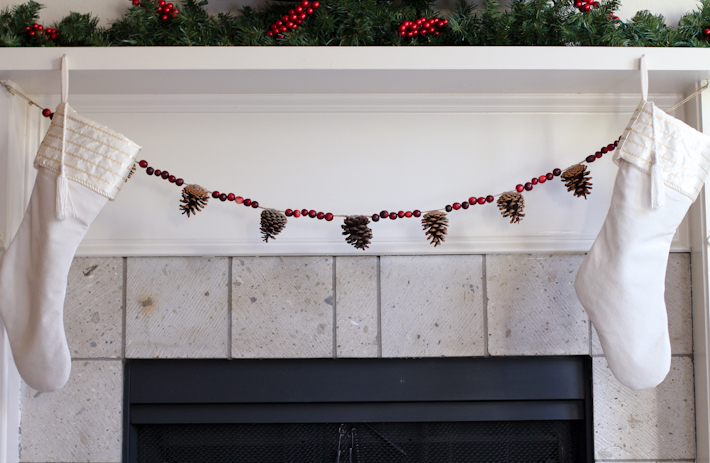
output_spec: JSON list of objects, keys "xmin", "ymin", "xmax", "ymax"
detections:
[
  {"xmin": 55, "ymin": 54, "xmax": 76, "ymax": 220},
  {"xmin": 60, "ymin": 54, "xmax": 68, "ymax": 104},
  {"xmin": 640, "ymin": 54, "xmax": 648, "ymax": 102}
]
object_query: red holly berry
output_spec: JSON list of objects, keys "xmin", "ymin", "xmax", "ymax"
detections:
[{"xmin": 704, "ymin": 28, "xmax": 710, "ymax": 37}]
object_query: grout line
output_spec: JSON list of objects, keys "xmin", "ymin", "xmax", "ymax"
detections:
[
  {"xmin": 122, "ymin": 257, "xmax": 127, "ymax": 360},
  {"xmin": 227, "ymin": 257, "xmax": 233, "ymax": 360},
  {"xmin": 481, "ymin": 255, "xmax": 489, "ymax": 357},
  {"xmin": 72, "ymin": 358, "xmax": 124, "ymax": 362},
  {"xmin": 332, "ymin": 256, "xmax": 337, "ymax": 359},
  {"xmin": 588, "ymin": 314, "xmax": 593, "ymax": 356},
  {"xmin": 377, "ymin": 256, "xmax": 382, "ymax": 359}
]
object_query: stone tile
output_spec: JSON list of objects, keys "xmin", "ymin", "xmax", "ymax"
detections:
[
  {"xmin": 336, "ymin": 256, "xmax": 378, "ymax": 358},
  {"xmin": 593, "ymin": 357, "xmax": 695, "ymax": 461},
  {"xmin": 232, "ymin": 257, "xmax": 334, "ymax": 358},
  {"xmin": 20, "ymin": 360, "xmax": 122, "ymax": 463},
  {"xmin": 487, "ymin": 254, "xmax": 589, "ymax": 356},
  {"xmin": 381, "ymin": 255, "xmax": 484, "ymax": 357},
  {"xmin": 591, "ymin": 253, "xmax": 693, "ymax": 356},
  {"xmin": 65, "ymin": 257, "xmax": 123, "ymax": 358},
  {"xmin": 126, "ymin": 257, "xmax": 228, "ymax": 358}
]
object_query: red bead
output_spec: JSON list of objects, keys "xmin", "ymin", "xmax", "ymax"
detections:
[
  {"xmin": 251, "ymin": 201, "xmax": 259, "ymax": 208},
  {"xmin": 453, "ymin": 203, "xmax": 461, "ymax": 210},
  {"xmin": 161, "ymin": 171, "xmax": 170, "ymax": 179},
  {"xmin": 398, "ymin": 210, "xmax": 405, "ymax": 218},
  {"xmin": 168, "ymin": 175, "xmax": 176, "ymax": 183},
  {"xmin": 299, "ymin": 13, "xmax": 307, "ymax": 19},
  {"xmin": 132, "ymin": 0, "xmax": 140, "ymax": 4},
  {"xmin": 462, "ymin": 202, "xmax": 470, "ymax": 209},
  {"xmin": 29, "ymin": 31, "xmax": 35, "ymax": 37},
  {"xmin": 285, "ymin": 209, "xmax": 293, "ymax": 217},
  {"xmin": 146, "ymin": 167, "xmax": 154, "ymax": 175},
  {"xmin": 317, "ymin": 212, "xmax": 325, "ymax": 220},
  {"xmin": 586, "ymin": 155, "xmax": 596, "ymax": 163},
  {"xmin": 235, "ymin": 196, "xmax": 244, "ymax": 204},
  {"xmin": 553, "ymin": 168, "xmax": 562, "ymax": 176},
  {"xmin": 309, "ymin": 210, "xmax": 317, "ymax": 218},
  {"xmin": 161, "ymin": 14, "xmax": 168, "ymax": 21},
  {"xmin": 175, "ymin": 179, "xmax": 184, "ymax": 186},
  {"xmin": 704, "ymin": 28, "xmax": 710, "ymax": 36},
  {"xmin": 538, "ymin": 175, "xmax": 547, "ymax": 184},
  {"xmin": 469, "ymin": 196, "xmax": 477, "ymax": 204},
  {"xmin": 516, "ymin": 184, "xmax": 524, "ymax": 192},
  {"xmin": 413, "ymin": 210, "xmax": 422, "ymax": 217},
  {"xmin": 244, "ymin": 198, "xmax": 252, "ymax": 206},
  {"xmin": 372, "ymin": 214, "xmax": 380, "ymax": 222},
  {"xmin": 306, "ymin": 7, "xmax": 313, "ymax": 14},
  {"xmin": 389, "ymin": 212, "xmax": 397, "ymax": 220},
  {"xmin": 42, "ymin": 108, "xmax": 52, "ymax": 118},
  {"xmin": 546, "ymin": 173, "xmax": 554, "ymax": 181},
  {"xmin": 595, "ymin": 151, "xmax": 603, "ymax": 159},
  {"xmin": 302, "ymin": 208, "xmax": 309, "ymax": 216},
  {"xmin": 445, "ymin": 205, "xmax": 453, "ymax": 212},
  {"xmin": 601, "ymin": 147, "xmax": 609, "ymax": 154},
  {"xmin": 486, "ymin": 195, "xmax": 494, "ymax": 203},
  {"xmin": 614, "ymin": 140, "xmax": 619, "ymax": 147},
  {"xmin": 477, "ymin": 197, "xmax": 486, "ymax": 205},
  {"xmin": 154, "ymin": 169, "xmax": 162, "ymax": 176},
  {"xmin": 302, "ymin": 0, "xmax": 309, "ymax": 6},
  {"xmin": 225, "ymin": 193, "xmax": 234, "ymax": 201},
  {"xmin": 325, "ymin": 213, "xmax": 334, "ymax": 221},
  {"xmin": 531, "ymin": 178, "xmax": 538, "ymax": 185},
  {"xmin": 267, "ymin": 31, "xmax": 274, "ymax": 37},
  {"xmin": 296, "ymin": 6, "xmax": 303, "ymax": 12},
  {"xmin": 524, "ymin": 183, "xmax": 533, "ymax": 191},
  {"xmin": 212, "ymin": 191, "xmax": 220, "ymax": 199},
  {"xmin": 380, "ymin": 210, "xmax": 389, "ymax": 219},
  {"xmin": 607, "ymin": 144, "xmax": 615, "ymax": 151},
  {"xmin": 583, "ymin": 4, "xmax": 591, "ymax": 11},
  {"xmin": 405, "ymin": 211, "xmax": 413, "ymax": 217},
  {"xmin": 219, "ymin": 193, "xmax": 228, "ymax": 201},
  {"xmin": 289, "ymin": 9, "xmax": 295, "ymax": 14},
  {"xmin": 312, "ymin": 1, "xmax": 319, "ymax": 7},
  {"xmin": 293, "ymin": 209, "xmax": 301, "ymax": 217},
  {"xmin": 139, "ymin": 160, "xmax": 148, "ymax": 168}
]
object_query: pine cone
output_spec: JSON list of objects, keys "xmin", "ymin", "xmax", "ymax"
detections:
[
  {"xmin": 422, "ymin": 211, "xmax": 449, "ymax": 247},
  {"xmin": 126, "ymin": 163, "xmax": 137, "ymax": 182},
  {"xmin": 261, "ymin": 209, "xmax": 288, "ymax": 242},
  {"xmin": 180, "ymin": 184, "xmax": 210, "ymax": 217},
  {"xmin": 342, "ymin": 216, "xmax": 372, "ymax": 250},
  {"xmin": 497, "ymin": 192, "xmax": 525, "ymax": 224},
  {"xmin": 561, "ymin": 164, "xmax": 593, "ymax": 199}
]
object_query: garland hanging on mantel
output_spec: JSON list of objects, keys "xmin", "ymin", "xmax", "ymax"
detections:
[{"xmin": 3, "ymin": 0, "xmax": 710, "ymax": 47}]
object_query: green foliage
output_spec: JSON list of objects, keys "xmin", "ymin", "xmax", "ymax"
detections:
[{"xmin": 1, "ymin": 0, "xmax": 710, "ymax": 47}]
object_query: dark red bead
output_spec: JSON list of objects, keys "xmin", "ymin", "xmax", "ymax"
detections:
[
  {"xmin": 227, "ymin": 193, "xmax": 235, "ymax": 201},
  {"xmin": 398, "ymin": 210, "xmax": 405, "ymax": 218},
  {"xmin": 139, "ymin": 160, "xmax": 148, "ymax": 168},
  {"xmin": 380, "ymin": 210, "xmax": 389, "ymax": 219},
  {"xmin": 168, "ymin": 175, "xmax": 176, "ymax": 183},
  {"xmin": 212, "ymin": 191, "xmax": 220, "ymax": 199},
  {"xmin": 293, "ymin": 210, "xmax": 301, "ymax": 218},
  {"xmin": 161, "ymin": 171, "xmax": 170, "ymax": 179},
  {"xmin": 244, "ymin": 198, "xmax": 252, "ymax": 206},
  {"xmin": 516, "ymin": 184, "xmax": 524, "ymax": 192},
  {"xmin": 601, "ymin": 147, "xmax": 609, "ymax": 154},
  {"xmin": 595, "ymin": 151, "xmax": 603, "ymax": 159},
  {"xmin": 175, "ymin": 179, "xmax": 184, "ymax": 186},
  {"xmin": 607, "ymin": 144, "xmax": 616, "ymax": 151},
  {"xmin": 445, "ymin": 205, "xmax": 453, "ymax": 212},
  {"xmin": 524, "ymin": 183, "xmax": 533, "ymax": 191},
  {"xmin": 531, "ymin": 178, "xmax": 538, "ymax": 185},
  {"xmin": 614, "ymin": 140, "xmax": 619, "ymax": 147},
  {"xmin": 251, "ymin": 201, "xmax": 259, "ymax": 208},
  {"xmin": 477, "ymin": 197, "xmax": 486, "ymax": 205},
  {"xmin": 218, "ymin": 193, "xmax": 227, "ymax": 201},
  {"xmin": 317, "ymin": 212, "xmax": 325, "ymax": 220},
  {"xmin": 285, "ymin": 209, "xmax": 293, "ymax": 216},
  {"xmin": 546, "ymin": 173, "xmax": 554, "ymax": 181},
  {"xmin": 146, "ymin": 167, "xmax": 154, "ymax": 175},
  {"xmin": 413, "ymin": 210, "xmax": 422, "ymax": 217},
  {"xmin": 389, "ymin": 212, "xmax": 397, "ymax": 220},
  {"xmin": 325, "ymin": 213, "xmax": 334, "ymax": 221},
  {"xmin": 453, "ymin": 203, "xmax": 461, "ymax": 210},
  {"xmin": 486, "ymin": 195, "xmax": 494, "ymax": 203},
  {"xmin": 309, "ymin": 210, "xmax": 317, "ymax": 218},
  {"xmin": 372, "ymin": 214, "xmax": 380, "ymax": 222},
  {"xmin": 469, "ymin": 196, "xmax": 477, "ymax": 204},
  {"xmin": 42, "ymin": 108, "xmax": 52, "ymax": 118},
  {"xmin": 462, "ymin": 202, "xmax": 469, "ymax": 209},
  {"xmin": 300, "ymin": 208, "xmax": 307, "ymax": 216},
  {"xmin": 154, "ymin": 169, "xmax": 162, "ymax": 176},
  {"xmin": 405, "ymin": 211, "xmax": 413, "ymax": 217},
  {"xmin": 553, "ymin": 168, "xmax": 562, "ymax": 176},
  {"xmin": 586, "ymin": 155, "xmax": 596, "ymax": 163}
]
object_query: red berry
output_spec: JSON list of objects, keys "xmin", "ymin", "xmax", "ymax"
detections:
[
  {"xmin": 267, "ymin": 31, "xmax": 274, "ymax": 36},
  {"xmin": 405, "ymin": 211, "xmax": 413, "ymax": 217},
  {"xmin": 302, "ymin": 0, "xmax": 310, "ymax": 6},
  {"xmin": 607, "ymin": 144, "xmax": 616, "ymax": 151},
  {"xmin": 372, "ymin": 214, "xmax": 380, "ymax": 222},
  {"xmin": 306, "ymin": 7, "xmax": 313, "ymax": 14},
  {"xmin": 400, "ymin": 31, "xmax": 406, "ymax": 36},
  {"xmin": 219, "ymin": 193, "xmax": 228, "ymax": 201},
  {"xmin": 524, "ymin": 183, "xmax": 533, "ymax": 191},
  {"xmin": 442, "ymin": 19, "xmax": 448, "ymax": 24},
  {"xmin": 132, "ymin": 0, "xmax": 140, "ymax": 4},
  {"xmin": 546, "ymin": 173, "xmax": 554, "ymax": 181},
  {"xmin": 296, "ymin": 6, "xmax": 303, "ymax": 12},
  {"xmin": 445, "ymin": 205, "xmax": 453, "ymax": 212},
  {"xmin": 154, "ymin": 169, "xmax": 162, "ymax": 176},
  {"xmin": 453, "ymin": 203, "xmax": 461, "ymax": 210},
  {"xmin": 469, "ymin": 196, "xmax": 477, "ymax": 204},
  {"xmin": 42, "ymin": 108, "xmax": 52, "ymax": 117},
  {"xmin": 289, "ymin": 9, "xmax": 295, "ymax": 14},
  {"xmin": 413, "ymin": 210, "xmax": 422, "ymax": 217},
  {"xmin": 172, "ymin": 9, "xmax": 178, "ymax": 16},
  {"xmin": 235, "ymin": 196, "xmax": 244, "ymax": 204},
  {"xmin": 601, "ymin": 147, "xmax": 609, "ymax": 154},
  {"xmin": 538, "ymin": 175, "xmax": 547, "ymax": 184},
  {"xmin": 29, "ymin": 31, "xmax": 35, "ymax": 37},
  {"xmin": 302, "ymin": 208, "xmax": 309, "ymax": 216},
  {"xmin": 486, "ymin": 195, "xmax": 495, "ymax": 203},
  {"xmin": 161, "ymin": 171, "xmax": 170, "ymax": 179},
  {"xmin": 398, "ymin": 210, "xmax": 405, "ymax": 218},
  {"xmin": 531, "ymin": 178, "xmax": 538, "ymax": 185},
  {"xmin": 312, "ymin": 1, "xmax": 320, "ymax": 7},
  {"xmin": 139, "ymin": 160, "xmax": 148, "ymax": 168},
  {"xmin": 251, "ymin": 201, "xmax": 259, "ymax": 208},
  {"xmin": 553, "ymin": 168, "xmax": 562, "ymax": 176},
  {"xmin": 161, "ymin": 14, "xmax": 168, "ymax": 21},
  {"xmin": 704, "ymin": 28, "xmax": 710, "ymax": 36},
  {"xmin": 293, "ymin": 209, "xmax": 301, "ymax": 217},
  {"xmin": 212, "ymin": 191, "xmax": 220, "ymax": 198},
  {"xmin": 285, "ymin": 209, "xmax": 293, "ymax": 217},
  {"xmin": 168, "ymin": 175, "xmax": 176, "ymax": 183},
  {"xmin": 389, "ymin": 212, "xmax": 397, "ymax": 220},
  {"xmin": 309, "ymin": 210, "xmax": 317, "ymax": 218},
  {"xmin": 380, "ymin": 210, "xmax": 389, "ymax": 219},
  {"xmin": 299, "ymin": 13, "xmax": 307, "ymax": 19},
  {"xmin": 175, "ymin": 179, "xmax": 184, "ymax": 186},
  {"xmin": 595, "ymin": 151, "xmax": 603, "ymax": 159},
  {"xmin": 325, "ymin": 213, "xmax": 334, "ymax": 221},
  {"xmin": 477, "ymin": 197, "xmax": 486, "ymax": 205},
  {"xmin": 244, "ymin": 198, "xmax": 252, "ymax": 206},
  {"xmin": 227, "ymin": 193, "xmax": 235, "ymax": 201},
  {"xmin": 317, "ymin": 212, "xmax": 325, "ymax": 220},
  {"xmin": 586, "ymin": 155, "xmax": 596, "ymax": 163},
  {"xmin": 583, "ymin": 4, "xmax": 591, "ymax": 11},
  {"xmin": 146, "ymin": 167, "xmax": 154, "ymax": 175},
  {"xmin": 516, "ymin": 184, "xmax": 524, "ymax": 192}
]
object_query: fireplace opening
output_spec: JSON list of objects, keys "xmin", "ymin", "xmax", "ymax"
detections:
[{"xmin": 123, "ymin": 357, "xmax": 593, "ymax": 463}]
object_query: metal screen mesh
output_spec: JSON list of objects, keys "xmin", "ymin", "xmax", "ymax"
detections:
[{"xmin": 137, "ymin": 420, "xmax": 584, "ymax": 462}]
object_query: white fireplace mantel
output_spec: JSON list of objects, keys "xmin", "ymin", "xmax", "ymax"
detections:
[{"xmin": 1, "ymin": 46, "xmax": 710, "ymax": 463}]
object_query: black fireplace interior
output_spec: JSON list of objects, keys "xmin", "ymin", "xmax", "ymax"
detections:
[{"xmin": 123, "ymin": 356, "xmax": 593, "ymax": 462}]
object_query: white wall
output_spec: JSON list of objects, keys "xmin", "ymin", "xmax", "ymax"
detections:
[{"xmin": 0, "ymin": 0, "xmax": 702, "ymax": 27}]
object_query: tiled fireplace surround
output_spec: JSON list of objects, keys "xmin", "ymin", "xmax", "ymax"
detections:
[{"xmin": 16, "ymin": 253, "xmax": 696, "ymax": 462}]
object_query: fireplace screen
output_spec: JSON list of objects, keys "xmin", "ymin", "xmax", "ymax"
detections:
[{"xmin": 124, "ymin": 357, "xmax": 593, "ymax": 463}]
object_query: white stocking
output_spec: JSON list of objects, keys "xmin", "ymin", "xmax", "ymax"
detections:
[{"xmin": 0, "ymin": 57, "xmax": 140, "ymax": 391}]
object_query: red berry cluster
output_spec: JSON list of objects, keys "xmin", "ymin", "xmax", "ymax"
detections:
[
  {"xmin": 397, "ymin": 17, "xmax": 447, "ymax": 38},
  {"xmin": 131, "ymin": 0, "xmax": 179, "ymax": 21},
  {"xmin": 285, "ymin": 208, "xmax": 334, "ymax": 221},
  {"xmin": 138, "ymin": 160, "xmax": 185, "ymax": 186},
  {"xmin": 574, "ymin": 0, "xmax": 599, "ymax": 13},
  {"xmin": 267, "ymin": 0, "xmax": 320, "ymax": 38},
  {"xmin": 25, "ymin": 23, "xmax": 58, "ymax": 40}
]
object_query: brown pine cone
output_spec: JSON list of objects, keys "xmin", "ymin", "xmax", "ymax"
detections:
[
  {"xmin": 561, "ymin": 164, "xmax": 593, "ymax": 199},
  {"xmin": 180, "ymin": 184, "xmax": 210, "ymax": 217},
  {"xmin": 260, "ymin": 209, "xmax": 288, "ymax": 242},
  {"xmin": 497, "ymin": 192, "xmax": 525, "ymax": 224},
  {"xmin": 422, "ymin": 211, "xmax": 449, "ymax": 247},
  {"xmin": 342, "ymin": 216, "xmax": 372, "ymax": 250}
]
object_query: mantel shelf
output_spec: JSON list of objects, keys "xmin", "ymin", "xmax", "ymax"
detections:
[{"xmin": 1, "ymin": 46, "xmax": 710, "ymax": 96}]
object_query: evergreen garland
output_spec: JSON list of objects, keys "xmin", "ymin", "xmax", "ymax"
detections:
[{"xmin": 1, "ymin": 0, "xmax": 710, "ymax": 47}]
